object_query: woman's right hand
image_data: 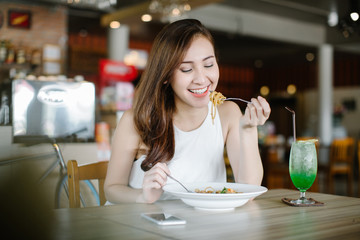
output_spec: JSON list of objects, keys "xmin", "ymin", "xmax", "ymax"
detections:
[{"xmin": 141, "ymin": 162, "xmax": 170, "ymax": 203}]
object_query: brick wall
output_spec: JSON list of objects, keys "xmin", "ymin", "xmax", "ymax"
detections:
[{"xmin": 0, "ymin": 1, "xmax": 67, "ymax": 74}]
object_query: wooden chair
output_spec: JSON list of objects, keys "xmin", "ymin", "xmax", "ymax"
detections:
[
  {"xmin": 328, "ymin": 138, "xmax": 355, "ymax": 196},
  {"xmin": 67, "ymin": 160, "xmax": 108, "ymax": 208}
]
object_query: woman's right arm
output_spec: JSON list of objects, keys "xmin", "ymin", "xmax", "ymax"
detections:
[{"xmin": 104, "ymin": 110, "xmax": 169, "ymax": 203}]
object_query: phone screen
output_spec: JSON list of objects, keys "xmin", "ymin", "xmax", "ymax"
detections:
[{"xmin": 141, "ymin": 213, "xmax": 186, "ymax": 225}]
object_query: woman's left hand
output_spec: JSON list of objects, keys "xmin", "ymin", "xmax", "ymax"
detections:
[{"xmin": 240, "ymin": 96, "xmax": 271, "ymax": 128}]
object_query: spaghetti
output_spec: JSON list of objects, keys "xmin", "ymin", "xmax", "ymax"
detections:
[
  {"xmin": 195, "ymin": 186, "xmax": 242, "ymax": 194},
  {"xmin": 209, "ymin": 91, "xmax": 226, "ymax": 124}
]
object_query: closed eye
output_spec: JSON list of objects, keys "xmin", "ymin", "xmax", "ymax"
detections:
[
  {"xmin": 205, "ymin": 64, "xmax": 213, "ymax": 68},
  {"xmin": 180, "ymin": 68, "xmax": 192, "ymax": 73}
]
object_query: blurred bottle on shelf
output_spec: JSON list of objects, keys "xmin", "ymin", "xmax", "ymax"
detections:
[
  {"xmin": 0, "ymin": 89, "xmax": 10, "ymax": 125},
  {"xmin": 0, "ymin": 40, "xmax": 7, "ymax": 64},
  {"xmin": 16, "ymin": 42, "xmax": 26, "ymax": 64},
  {"xmin": 5, "ymin": 42, "xmax": 15, "ymax": 64},
  {"xmin": 30, "ymin": 48, "xmax": 41, "ymax": 74}
]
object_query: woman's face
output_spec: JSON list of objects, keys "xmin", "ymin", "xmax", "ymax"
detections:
[{"xmin": 170, "ymin": 36, "xmax": 219, "ymax": 109}]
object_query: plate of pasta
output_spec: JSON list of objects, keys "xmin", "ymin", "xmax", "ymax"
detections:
[{"xmin": 163, "ymin": 182, "xmax": 267, "ymax": 211}]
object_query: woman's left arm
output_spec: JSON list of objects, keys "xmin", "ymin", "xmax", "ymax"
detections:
[{"xmin": 221, "ymin": 96, "xmax": 271, "ymax": 185}]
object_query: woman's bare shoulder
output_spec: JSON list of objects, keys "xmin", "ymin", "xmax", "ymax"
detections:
[
  {"xmin": 120, "ymin": 109, "xmax": 134, "ymax": 121},
  {"xmin": 113, "ymin": 109, "xmax": 138, "ymax": 139},
  {"xmin": 115, "ymin": 109, "xmax": 148, "ymax": 158},
  {"xmin": 218, "ymin": 101, "xmax": 241, "ymax": 119}
]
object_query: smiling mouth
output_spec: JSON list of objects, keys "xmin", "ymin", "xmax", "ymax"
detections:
[{"xmin": 188, "ymin": 86, "xmax": 209, "ymax": 95}]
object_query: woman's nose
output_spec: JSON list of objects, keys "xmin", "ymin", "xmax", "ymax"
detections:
[{"xmin": 193, "ymin": 69, "xmax": 207, "ymax": 83}]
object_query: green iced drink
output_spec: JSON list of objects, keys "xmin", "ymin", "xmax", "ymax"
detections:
[
  {"xmin": 290, "ymin": 172, "xmax": 316, "ymax": 191},
  {"xmin": 289, "ymin": 140, "xmax": 317, "ymax": 192}
]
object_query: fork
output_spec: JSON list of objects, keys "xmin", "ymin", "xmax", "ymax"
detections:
[
  {"xmin": 225, "ymin": 97, "xmax": 251, "ymax": 104},
  {"xmin": 209, "ymin": 91, "xmax": 251, "ymax": 104},
  {"xmin": 166, "ymin": 174, "xmax": 193, "ymax": 193}
]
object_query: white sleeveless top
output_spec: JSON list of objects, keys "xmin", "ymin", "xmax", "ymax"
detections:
[{"xmin": 128, "ymin": 102, "xmax": 226, "ymax": 199}]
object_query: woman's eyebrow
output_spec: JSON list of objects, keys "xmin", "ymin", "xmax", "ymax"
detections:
[
  {"xmin": 181, "ymin": 55, "xmax": 215, "ymax": 64},
  {"xmin": 203, "ymin": 55, "xmax": 215, "ymax": 61}
]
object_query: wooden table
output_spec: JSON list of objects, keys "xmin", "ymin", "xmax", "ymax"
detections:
[{"xmin": 54, "ymin": 189, "xmax": 360, "ymax": 240}]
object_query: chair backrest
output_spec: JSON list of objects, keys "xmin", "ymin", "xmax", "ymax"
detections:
[
  {"xmin": 67, "ymin": 160, "xmax": 108, "ymax": 208},
  {"xmin": 329, "ymin": 138, "xmax": 355, "ymax": 164}
]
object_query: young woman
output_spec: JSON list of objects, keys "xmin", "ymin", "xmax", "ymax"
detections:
[{"xmin": 104, "ymin": 19, "xmax": 271, "ymax": 204}]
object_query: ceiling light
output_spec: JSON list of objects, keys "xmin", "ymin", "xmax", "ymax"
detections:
[
  {"xmin": 109, "ymin": 21, "xmax": 120, "ymax": 29},
  {"xmin": 349, "ymin": 0, "xmax": 360, "ymax": 21},
  {"xmin": 141, "ymin": 14, "xmax": 152, "ymax": 22},
  {"xmin": 260, "ymin": 86, "xmax": 270, "ymax": 96},
  {"xmin": 287, "ymin": 84, "xmax": 297, "ymax": 95},
  {"xmin": 172, "ymin": 8, "xmax": 181, "ymax": 16},
  {"xmin": 350, "ymin": 12, "xmax": 359, "ymax": 21},
  {"xmin": 148, "ymin": 0, "xmax": 191, "ymax": 23},
  {"xmin": 56, "ymin": 0, "xmax": 117, "ymax": 10},
  {"xmin": 305, "ymin": 53, "xmax": 315, "ymax": 62},
  {"xmin": 184, "ymin": 3, "xmax": 191, "ymax": 11}
]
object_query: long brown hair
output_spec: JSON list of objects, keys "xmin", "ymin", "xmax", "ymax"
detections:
[{"xmin": 133, "ymin": 19, "xmax": 215, "ymax": 171}]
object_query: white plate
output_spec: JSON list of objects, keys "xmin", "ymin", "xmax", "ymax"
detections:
[{"xmin": 163, "ymin": 182, "xmax": 267, "ymax": 211}]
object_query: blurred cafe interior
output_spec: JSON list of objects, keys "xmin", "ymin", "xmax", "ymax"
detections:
[{"xmin": 0, "ymin": 0, "xmax": 360, "ymax": 208}]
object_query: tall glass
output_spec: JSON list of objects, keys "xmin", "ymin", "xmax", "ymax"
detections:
[{"xmin": 289, "ymin": 140, "xmax": 317, "ymax": 205}]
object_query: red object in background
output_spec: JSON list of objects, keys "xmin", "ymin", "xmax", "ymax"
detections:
[
  {"xmin": 99, "ymin": 59, "xmax": 137, "ymax": 83},
  {"xmin": 8, "ymin": 9, "xmax": 31, "ymax": 29},
  {"xmin": 98, "ymin": 59, "xmax": 138, "ymax": 96}
]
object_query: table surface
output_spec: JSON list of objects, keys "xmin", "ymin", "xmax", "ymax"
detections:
[{"xmin": 54, "ymin": 189, "xmax": 360, "ymax": 240}]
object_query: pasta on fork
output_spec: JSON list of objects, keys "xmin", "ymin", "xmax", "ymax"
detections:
[{"xmin": 209, "ymin": 91, "xmax": 226, "ymax": 124}]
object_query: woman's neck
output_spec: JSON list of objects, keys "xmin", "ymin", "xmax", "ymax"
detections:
[{"xmin": 173, "ymin": 103, "xmax": 209, "ymax": 132}]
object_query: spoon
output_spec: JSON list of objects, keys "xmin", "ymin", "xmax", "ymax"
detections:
[{"xmin": 166, "ymin": 174, "xmax": 193, "ymax": 193}]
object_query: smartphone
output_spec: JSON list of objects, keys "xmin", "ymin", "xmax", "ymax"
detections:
[{"xmin": 141, "ymin": 213, "xmax": 186, "ymax": 226}]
